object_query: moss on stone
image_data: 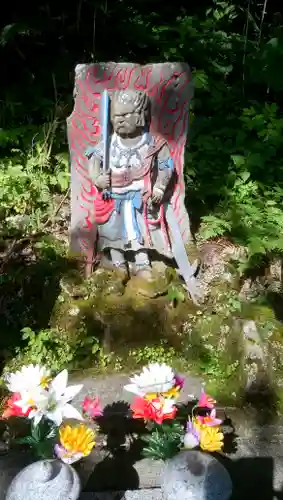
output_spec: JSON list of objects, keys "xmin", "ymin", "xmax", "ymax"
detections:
[{"xmin": 13, "ymin": 258, "xmax": 283, "ymax": 411}]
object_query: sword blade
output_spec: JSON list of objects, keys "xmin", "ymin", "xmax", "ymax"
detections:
[
  {"xmin": 101, "ymin": 90, "xmax": 110, "ymax": 174},
  {"xmin": 165, "ymin": 204, "xmax": 201, "ymax": 304}
]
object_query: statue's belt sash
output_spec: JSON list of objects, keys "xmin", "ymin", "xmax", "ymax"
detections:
[{"xmin": 111, "ymin": 191, "xmax": 143, "ymax": 243}]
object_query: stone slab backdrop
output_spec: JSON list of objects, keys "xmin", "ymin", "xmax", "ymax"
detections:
[{"xmin": 67, "ymin": 62, "xmax": 193, "ymax": 265}]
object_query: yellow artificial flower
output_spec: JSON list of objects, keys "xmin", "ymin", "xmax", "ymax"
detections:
[
  {"xmin": 199, "ymin": 425, "xmax": 224, "ymax": 452},
  {"xmin": 40, "ymin": 375, "xmax": 52, "ymax": 389},
  {"xmin": 59, "ymin": 424, "xmax": 96, "ymax": 457},
  {"xmin": 145, "ymin": 393, "xmax": 157, "ymax": 401},
  {"xmin": 145, "ymin": 387, "xmax": 180, "ymax": 401},
  {"xmin": 163, "ymin": 386, "xmax": 181, "ymax": 399},
  {"xmin": 192, "ymin": 416, "xmax": 202, "ymax": 433}
]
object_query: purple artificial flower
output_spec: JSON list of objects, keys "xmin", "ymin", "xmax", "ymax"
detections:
[{"xmin": 174, "ymin": 374, "xmax": 185, "ymax": 389}]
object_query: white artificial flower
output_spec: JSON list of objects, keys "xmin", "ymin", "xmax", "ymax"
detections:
[
  {"xmin": 5, "ymin": 364, "xmax": 51, "ymax": 394},
  {"xmin": 183, "ymin": 432, "xmax": 199, "ymax": 450},
  {"xmin": 14, "ymin": 388, "xmax": 49, "ymax": 416},
  {"xmin": 15, "ymin": 369, "xmax": 83, "ymax": 427},
  {"xmin": 54, "ymin": 444, "xmax": 83, "ymax": 465},
  {"xmin": 124, "ymin": 363, "xmax": 175, "ymax": 396},
  {"xmin": 151, "ymin": 397, "xmax": 176, "ymax": 414}
]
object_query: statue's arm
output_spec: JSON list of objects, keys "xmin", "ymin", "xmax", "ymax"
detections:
[
  {"xmin": 153, "ymin": 143, "xmax": 174, "ymax": 196},
  {"xmin": 88, "ymin": 156, "xmax": 102, "ymax": 184},
  {"xmin": 87, "ymin": 144, "xmax": 110, "ymax": 190}
]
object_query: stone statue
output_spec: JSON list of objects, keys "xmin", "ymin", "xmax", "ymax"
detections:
[
  {"xmin": 87, "ymin": 89, "xmax": 176, "ymax": 282},
  {"xmin": 68, "ymin": 63, "xmax": 201, "ymax": 301}
]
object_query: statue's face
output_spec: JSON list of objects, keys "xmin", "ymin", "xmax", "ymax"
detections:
[{"xmin": 112, "ymin": 101, "xmax": 140, "ymax": 137}]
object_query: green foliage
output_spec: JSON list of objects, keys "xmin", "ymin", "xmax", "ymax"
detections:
[
  {"xmin": 3, "ymin": 324, "xmax": 100, "ymax": 374},
  {"xmin": 17, "ymin": 419, "xmax": 57, "ymax": 459},
  {"xmin": 7, "ymin": 327, "xmax": 75, "ymax": 372},
  {"xmin": 198, "ymin": 102, "xmax": 283, "ymax": 260},
  {"xmin": 129, "ymin": 342, "xmax": 176, "ymax": 365},
  {"xmin": 142, "ymin": 421, "xmax": 183, "ymax": 461},
  {"xmin": 0, "ymin": 124, "xmax": 69, "ymax": 239},
  {"xmin": 166, "ymin": 284, "xmax": 186, "ymax": 306}
]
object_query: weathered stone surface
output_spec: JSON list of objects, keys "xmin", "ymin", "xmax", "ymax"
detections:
[
  {"xmin": 71, "ymin": 372, "xmax": 203, "ymax": 409},
  {"xmin": 6, "ymin": 459, "xmax": 81, "ymax": 500},
  {"xmin": 241, "ymin": 319, "xmax": 267, "ymax": 391},
  {"xmin": 162, "ymin": 451, "xmax": 232, "ymax": 500},
  {"xmin": 0, "ymin": 451, "xmax": 35, "ymax": 500}
]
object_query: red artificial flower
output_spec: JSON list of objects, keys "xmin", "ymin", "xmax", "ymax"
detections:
[
  {"xmin": 2, "ymin": 392, "xmax": 32, "ymax": 419},
  {"xmin": 131, "ymin": 396, "xmax": 177, "ymax": 425},
  {"xmin": 82, "ymin": 396, "xmax": 103, "ymax": 418},
  {"xmin": 198, "ymin": 389, "xmax": 216, "ymax": 409}
]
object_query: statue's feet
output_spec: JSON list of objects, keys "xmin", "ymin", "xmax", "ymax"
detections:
[
  {"xmin": 105, "ymin": 266, "xmax": 129, "ymax": 296},
  {"xmin": 136, "ymin": 267, "xmax": 154, "ymax": 281}
]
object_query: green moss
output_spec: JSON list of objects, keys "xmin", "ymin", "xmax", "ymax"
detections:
[{"xmin": 7, "ymin": 254, "xmax": 283, "ymax": 412}]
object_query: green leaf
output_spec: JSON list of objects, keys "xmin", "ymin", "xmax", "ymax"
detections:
[
  {"xmin": 231, "ymin": 155, "xmax": 245, "ymax": 168},
  {"xmin": 240, "ymin": 171, "xmax": 250, "ymax": 182},
  {"xmin": 16, "ymin": 436, "xmax": 36, "ymax": 446}
]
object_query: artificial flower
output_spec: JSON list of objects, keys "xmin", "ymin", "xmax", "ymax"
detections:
[
  {"xmin": 15, "ymin": 369, "xmax": 83, "ymax": 426},
  {"xmin": 199, "ymin": 425, "xmax": 224, "ymax": 452},
  {"xmin": 174, "ymin": 374, "xmax": 185, "ymax": 389},
  {"xmin": 162, "ymin": 386, "xmax": 181, "ymax": 400},
  {"xmin": 55, "ymin": 423, "xmax": 95, "ymax": 464},
  {"xmin": 131, "ymin": 395, "xmax": 177, "ymax": 424},
  {"xmin": 145, "ymin": 373, "xmax": 185, "ymax": 399},
  {"xmin": 13, "ymin": 388, "xmax": 48, "ymax": 418},
  {"xmin": 197, "ymin": 408, "xmax": 222, "ymax": 427},
  {"xmin": 2, "ymin": 392, "xmax": 33, "ymax": 419},
  {"xmin": 82, "ymin": 396, "xmax": 103, "ymax": 418},
  {"xmin": 4, "ymin": 365, "xmax": 51, "ymax": 394},
  {"xmin": 183, "ymin": 418, "xmax": 200, "ymax": 449},
  {"xmin": 124, "ymin": 363, "xmax": 175, "ymax": 397},
  {"xmin": 198, "ymin": 388, "xmax": 216, "ymax": 409}
]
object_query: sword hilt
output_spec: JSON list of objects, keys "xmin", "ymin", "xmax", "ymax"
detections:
[{"xmin": 102, "ymin": 189, "xmax": 112, "ymax": 201}]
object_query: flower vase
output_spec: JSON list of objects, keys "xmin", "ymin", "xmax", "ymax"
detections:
[
  {"xmin": 161, "ymin": 450, "xmax": 232, "ymax": 500},
  {"xmin": 0, "ymin": 447, "xmax": 38, "ymax": 500},
  {"xmin": 5, "ymin": 459, "xmax": 81, "ymax": 500}
]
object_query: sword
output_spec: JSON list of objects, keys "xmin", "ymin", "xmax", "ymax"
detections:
[
  {"xmin": 101, "ymin": 89, "xmax": 111, "ymax": 200},
  {"xmin": 165, "ymin": 204, "xmax": 202, "ymax": 305}
]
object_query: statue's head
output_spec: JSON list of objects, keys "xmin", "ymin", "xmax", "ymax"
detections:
[{"xmin": 111, "ymin": 89, "xmax": 150, "ymax": 137}]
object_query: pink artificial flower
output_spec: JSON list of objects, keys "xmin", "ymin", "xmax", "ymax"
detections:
[
  {"xmin": 2, "ymin": 392, "xmax": 32, "ymax": 419},
  {"xmin": 198, "ymin": 388, "xmax": 216, "ymax": 409},
  {"xmin": 197, "ymin": 408, "xmax": 222, "ymax": 427},
  {"xmin": 82, "ymin": 396, "xmax": 103, "ymax": 418}
]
